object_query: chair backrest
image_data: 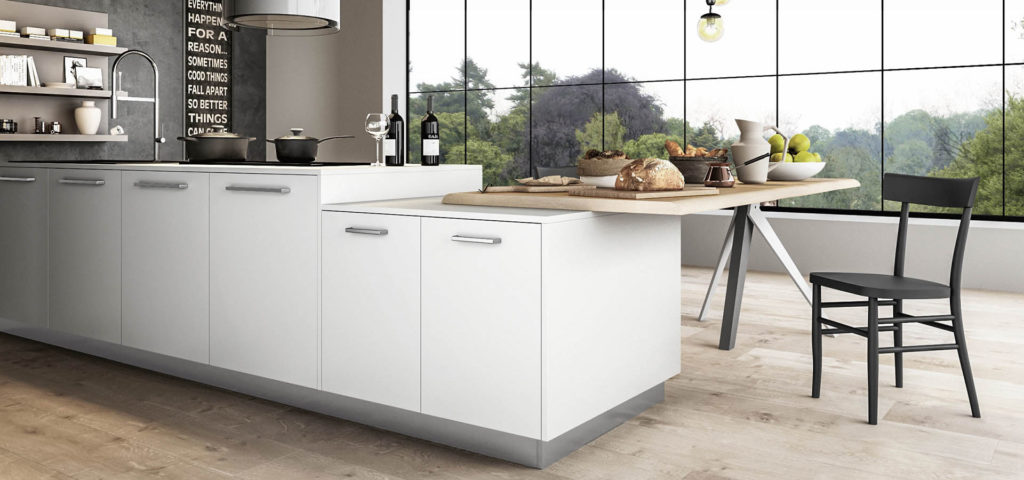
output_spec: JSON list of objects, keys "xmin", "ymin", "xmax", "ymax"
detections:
[
  {"xmin": 882, "ymin": 173, "xmax": 980, "ymax": 291},
  {"xmin": 535, "ymin": 165, "xmax": 580, "ymax": 179}
]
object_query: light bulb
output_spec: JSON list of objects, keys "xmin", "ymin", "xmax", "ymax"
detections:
[
  {"xmin": 698, "ymin": 13, "xmax": 724, "ymax": 42},
  {"xmin": 713, "ymin": 0, "xmax": 729, "ymax": 4}
]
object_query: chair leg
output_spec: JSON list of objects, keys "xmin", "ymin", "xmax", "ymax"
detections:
[
  {"xmin": 951, "ymin": 294, "xmax": 981, "ymax": 418},
  {"xmin": 867, "ymin": 297, "xmax": 879, "ymax": 425},
  {"xmin": 894, "ymin": 324, "xmax": 903, "ymax": 388},
  {"xmin": 811, "ymin": 284, "xmax": 822, "ymax": 399}
]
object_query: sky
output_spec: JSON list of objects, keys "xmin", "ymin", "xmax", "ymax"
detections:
[{"xmin": 410, "ymin": 0, "xmax": 1022, "ymax": 139}]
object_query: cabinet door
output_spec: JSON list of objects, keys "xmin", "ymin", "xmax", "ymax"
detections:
[
  {"xmin": 322, "ymin": 212, "xmax": 420, "ymax": 411},
  {"xmin": 210, "ymin": 174, "xmax": 319, "ymax": 388},
  {"xmin": 122, "ymin": 172, "xmax": 210, "ymax": 363},
  {"xmin": 0, "ymin": 168, "xmax": 48, "ymax": 327},
  {"xmin": 421, "ymin": 218, "xmax": 542, "ymax": 438},
  {"xmin": 49, "ymin": 169, "xmax": 121, "ymax": 343}
]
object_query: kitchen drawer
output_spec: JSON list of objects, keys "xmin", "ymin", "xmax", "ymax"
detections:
[
  {"xmin": 0, "ymin": 167, "xmax": 48, "ymax": 327},
  {"xmin": 122, "ymin": 171, "xmax": 210, "ymax": 363},
  {"xmin": 49, "ymin": 169, "xmax": 122, "ymax": 343},
  {"xmin": 322, "ymin": 212, "xmax": 420, "ymax": 411},
  {"xmin": 209, "ymin": 173, "xmax": 319, "ymax": 388},
  {"xmin": 420, "ymin": 217, "xmax": 542, "ymax": 438}
]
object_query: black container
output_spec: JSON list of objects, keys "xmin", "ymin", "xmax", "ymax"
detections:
[
  {"xmin": 177, "ymin": 125, "xmax": 256, "ymax": 162},
  {"xmin": 266, "ymin": 128, "xmax": 354, "ymax": 164}
]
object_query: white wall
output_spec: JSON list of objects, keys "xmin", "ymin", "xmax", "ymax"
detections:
[
  {"xmin": 382, "ymin": 0, "xmax": 407, "ymax": 117},
  {"xmin": 682, "ymin": 211, "xmax": 1024, "ymax": 294}
]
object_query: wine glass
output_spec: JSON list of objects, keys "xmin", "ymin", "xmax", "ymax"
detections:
[{"xmin": 365, "ymin": 114, "xmax": 390, "ymax": 167}]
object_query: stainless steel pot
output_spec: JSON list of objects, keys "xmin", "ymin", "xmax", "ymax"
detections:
[
  {"xmin": 177, "ymin": 125, "xmax": 257, "ymax": 162},
  {"xmin": 267, "ymin": 128, "xmax": 354, "ymax": 164}
]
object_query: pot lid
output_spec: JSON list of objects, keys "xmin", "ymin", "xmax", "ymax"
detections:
[
  {"xmin": 275, "ymin": 128, "xmax": 317, "ymax": 141},
  {"xmin": 193, "ymin": 125, "xmax": 246, "ymax": 138}
]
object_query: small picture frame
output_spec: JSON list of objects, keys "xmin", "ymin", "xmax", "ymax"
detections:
[
  {"xmin": 64, "ymin": 56, "xmax": 86, "ymax": 84},
  {"xmin": 74, "ymin": 67, "xmax": 103, "ymax": 89}
]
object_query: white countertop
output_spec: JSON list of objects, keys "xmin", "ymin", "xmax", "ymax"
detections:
[
  {"xmin": 0, "ymin": 161, "xmax": 478, "ymax": 176},
  {"xmin": 323, "ymin": 197, "xmax": 610, "ymax": 224}
]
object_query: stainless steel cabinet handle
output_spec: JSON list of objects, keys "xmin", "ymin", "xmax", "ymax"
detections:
[
  {"xmin": 225, "ymin": 185, "xmax": 291, "ymax": 194},
  {"xmin": 345, "ymin": 227, "xmax": 389, "ymax": 236},
  {"xmin": 58, "ymin": 178, "xmax": 105, "ymax": 186},
  {"xmin": 451, "ymin": 235, "xmax": 502, "ymax": 245},
  {"xmin": 135, "ymin": 181, "xmax": 188, "ymax": 190},
  {"xmin": 0, "ymin": 176, "xmax": 36, "ymax": 183}
]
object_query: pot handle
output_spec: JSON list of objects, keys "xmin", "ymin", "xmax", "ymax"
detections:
[
  {"xmin": 265, "ymin": 138, "xmax": 276, "ymax": 144},
  {"xmin": 176, "ymin": 136, "xmax": 198, "ymax": 142},
  {"xmin": 246, "ymin": 137, "xmax": 258, "ymax": 142},
  {"xmin": 317, "ymin": 135, "xmax": 356, "ymax": 144}
]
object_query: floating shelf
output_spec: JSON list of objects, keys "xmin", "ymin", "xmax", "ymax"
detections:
[
  {"xmin": 0, "ymin": 85, "xmax": 112, "ymax": 98},
  {"xmin": 0, "ymin": 35, "xmax": 127, "ymax": 56},
  {"xmin": 0, "ymin": 134, "xmax": 128, "ymax": 142}
]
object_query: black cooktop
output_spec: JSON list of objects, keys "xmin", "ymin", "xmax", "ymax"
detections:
[{"xmin": 186, "ymin": 161, "xmax": 371, "ymax": 167}]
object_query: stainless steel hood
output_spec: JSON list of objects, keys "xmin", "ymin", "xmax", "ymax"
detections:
[{"xmin": 222, "ymin": 0, "xmax": 341, "ymax": 36}]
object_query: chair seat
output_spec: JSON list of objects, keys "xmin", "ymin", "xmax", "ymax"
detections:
[{"xmin": 809, "ymin": 272, "xmax": 951, "ymax": 299}]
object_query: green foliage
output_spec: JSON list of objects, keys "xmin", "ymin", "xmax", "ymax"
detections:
[
  {"xmin": 622, "ymin": 133, "xmax": 684, "ymax": 159},
  {"xmin": 452, "ymin": 138, "xmax": 514, "ymax": 186},
  {"xmin": 575, "ymin": 112, "xmax": 627, "ymax": 155}
]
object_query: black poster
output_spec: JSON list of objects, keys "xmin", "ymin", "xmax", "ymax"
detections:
[{"xmin": 184, "ymin": 0, "xmax": 231, "ymax": 136}]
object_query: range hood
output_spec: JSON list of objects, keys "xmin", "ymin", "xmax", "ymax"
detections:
[{"xmin": 222, "ymin": 0, "xmax": 341, "ymax": 36}]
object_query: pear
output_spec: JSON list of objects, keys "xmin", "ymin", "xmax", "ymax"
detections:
[
  {"xmin": 770, "ymin": 153, "xmax": 794, "ymax": 163},
  {"xmin": 768, "ymin": 134, "xmax": 786, "ymax": 155},
  {"xmin": 813, "ymin": 152, "xmax": 823, "ymax": 162},
  {"xmin": 788, "ymin": 134, "xmax": 811, "ymax": 154},
  {"xmin": 794, "ymin": 151, "xmax": 817, "ymax": 163}
]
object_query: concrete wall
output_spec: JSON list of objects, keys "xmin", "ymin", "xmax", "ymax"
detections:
[
  {"xmin": 0, "ymin": 0, "xmax": 265, "ymax": 162},
  {"xmin": 681, "ymin": 211, "xmax": 1024, "ymax": 294},
  {"xmin": 265, "ymin": 0, "xmax": 382, "ymax": 163}
]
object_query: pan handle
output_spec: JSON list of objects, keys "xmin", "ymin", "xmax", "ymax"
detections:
[
  {"xmin": 317, "ymin": 135, "xmax": 356, "ymax": 144},
  {"xmin": 176, "ymin": 136, "xmax": 198, "ymax": 142},
  {"xmin": 265, "ymin": 139, "xmax": 276, "ymax": 144}
]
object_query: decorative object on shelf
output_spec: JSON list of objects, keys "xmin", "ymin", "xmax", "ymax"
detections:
[
  {"xmin": 0, "ymin": 19, "xmax": 16, "ymax": 36},
  {"xmin": 64, "ymin": 56, "xmax": 86, "ymax": 84},
  {"xmin": 0, "ymin": 54, "xmax": 28, "ymax": 86},
  {"xmin": 0, "ymin": 118, "xmax": 16, "ymax": 134},
  {"xmin": 266, "ymin": 128, "xmax": 354, "ymax": 164},
  {"xmin": 731, "ymin": 119, "xmax": 787, "ymax": 184},
  {"xmin": 74, "ymin": 100, "xmax": 101, "ymax": 135},
  {"xmin": 42, "ymin": 81, "xmax": 74, "ymax": 88},
  {"xmin": 222, "ymin": 0, "xmax": 341, "ymax": 36},
  {"xmin": 109, "ymin": 125, "xmax": 124, "ymax": 135},
  {"xmin": 50, "ymin": 120, "xmax": 61, "ymax": 134},
  {"xmin": 73, "ymin": 66, "xmax": 102, "ymax": 89},
  {"xmin": 365, "ymin": 113, "xmax": 391, "ymax": 167},
  {"xmin": 34, "ymin": 116, "xmax": 45, "ymax": 134},
  {"xmin": 697, "ymin": 0, "xmax": 725, "ymax": 43},
  {"xmin": 704, "ymin": 162, "xmax": 735, "ymax": 188},
  {"xmin": 85, "ymin": 33, "xmax": 117, "ymax": 46}
]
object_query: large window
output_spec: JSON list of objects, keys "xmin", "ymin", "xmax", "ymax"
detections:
[{"xmin": 408, "ymin": 1, "xmax": 1024, "ymax": 219}]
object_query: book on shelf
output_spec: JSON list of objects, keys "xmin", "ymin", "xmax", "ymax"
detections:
[
  {"xmin": 0, "ymin": 55, "xmax": 28, "ymax": 87},
  {"xmin": 53, "ymin": 37, "xmax": 85, "ymax": 43},
  {"xmin": 0, "ymin": 19, "xmax": 16, "ymax": 32},
  {"xmin": 89, "ymin": 27, "xmax": 113, "ymax": 37},
  {"xmin": 27, "ymin": 57, "xmax": 40, "ymax": 87},
  {"xmin": 85, "ymin": 34, "xmax": 117, "ymax": 46},
  {"xmin": 19, "ymin": 26, "xmax": 45, "ymax": 36},
  {"xmin": 22, "ymin": 34, "xmax": 51, "ymax": 41},
  {"xmin": 0, "ymin": 32, "xmax": 20, "ymax": 38}
]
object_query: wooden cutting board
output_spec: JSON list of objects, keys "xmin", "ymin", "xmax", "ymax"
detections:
[
  {"xmin": 569, "ymin": 186, "xmax": 719, "ymax": 199},
  {"xmin": 483, "ymin": 184, "xmax": 597, "ymax": 193}
]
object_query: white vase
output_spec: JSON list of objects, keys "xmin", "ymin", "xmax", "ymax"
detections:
[
  {"xmin": 731, "ymin": 119, "xmax": 785, "ymax": 184},
  {"xmin": 74, "ymin": 100, "xmax": 101, "ymax": 135}
]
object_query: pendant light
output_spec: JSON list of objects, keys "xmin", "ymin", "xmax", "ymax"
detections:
[
  {"xmin": 697, "ymin": 0, "xmax": 725, "ymax": 43},
  {"xmin": 222, "ymin": 0, "xmax": 341, "ymax": 36}
]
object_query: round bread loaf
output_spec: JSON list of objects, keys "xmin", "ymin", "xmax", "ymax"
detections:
[{"xmin": 614, "ymin": 158, "xmax": 685, "ymax": 191}]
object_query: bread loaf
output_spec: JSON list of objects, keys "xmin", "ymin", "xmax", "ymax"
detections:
[{"xmin": 615, "ymin": 158, "xmax": 685, "ymax": 191}]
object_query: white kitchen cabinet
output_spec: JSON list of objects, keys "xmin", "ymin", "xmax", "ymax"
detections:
[
  {"xmin": 321, "ymin": 212, "xmax": 420, "ymax": 411},
  {"xmin": 0, "ymin": 167, "xmax": 48, "ymax": 327},
  {"xmin": 122, "ymin": 171, "xmax": 210, "ymax": 363},
  {"xmin": 420, "ymin": 217, "xmax": 542, "ymax": 438},
  {"xmin": 210, "ymin": 173, "xmax": 319, "ymax": 388},
  {"xmin": 49, "ymin": 169, "xmax": 122, "ymax": 343}
]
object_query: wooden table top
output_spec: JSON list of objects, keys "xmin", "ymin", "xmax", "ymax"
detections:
[{"xmin": 442, "ymin": 178, "xmax": 861, "ymax": 216}]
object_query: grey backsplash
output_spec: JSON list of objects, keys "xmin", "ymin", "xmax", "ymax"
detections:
[{"xmin": 0, "ymin": 0, "xmax": 266, "ymax": 162}]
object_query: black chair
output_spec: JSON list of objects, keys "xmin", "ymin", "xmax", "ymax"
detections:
[{"xmin": 809, "ymin": 173, "xmax": 981, "ymax": 425}]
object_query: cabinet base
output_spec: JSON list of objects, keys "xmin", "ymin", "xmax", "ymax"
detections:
[{"xmin": 0, "ymin": 323, "xmax": 664, "ymax": 469}]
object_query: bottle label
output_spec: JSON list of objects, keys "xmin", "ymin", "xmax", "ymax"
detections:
[
  {"xmin": 423, "ymin": 139, "xmax": 440, "ymax": 156},
  {"xmin": 384, "ymin": 138, "xmax": 396, "ymax": 156}
]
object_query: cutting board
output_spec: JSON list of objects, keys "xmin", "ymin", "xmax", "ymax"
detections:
[
  {"xmin": 569, "ymin": 186, "xmax": 719, "ymax": 199},
  {"xmin": 483, "ymin": 184, "xmax": 597, "ymax": 193}
]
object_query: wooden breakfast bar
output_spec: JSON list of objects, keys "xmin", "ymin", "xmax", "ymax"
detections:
[{"xmin": 444, "ymin": 178, "xmax": 861, "ymax": 350}]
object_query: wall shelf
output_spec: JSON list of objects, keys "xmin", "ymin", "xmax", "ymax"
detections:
[
  {"xmin": 0, "ymin": 85, "xmax": 111, "ymax": 98},
  {"xmin": 0, "ymin": 35, "xmax": 126, "ymax": 56},
  {"xmin": 0, "ymin": 134, "xmax": 127, "ymax": 142}
]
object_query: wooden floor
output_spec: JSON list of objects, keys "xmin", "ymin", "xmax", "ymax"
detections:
[{"xmin": 1, "ymin": 268, "xmax": 1022, "ymax": 479}]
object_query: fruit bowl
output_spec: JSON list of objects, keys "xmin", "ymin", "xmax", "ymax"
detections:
[{"xmin": 767, "ymin": 162, "xmax": 826, "ymax": 181}]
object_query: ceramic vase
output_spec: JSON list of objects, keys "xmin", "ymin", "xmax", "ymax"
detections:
[
  {"xmin": 731, "ymin": 119, "xmax": 786, "ymax": 184},
  {"xmin": 74, "ymin": 100, "xmax": 101, "ymax": 135}
]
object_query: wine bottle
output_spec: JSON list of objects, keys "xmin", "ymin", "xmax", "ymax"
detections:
[
  {"xmin": 421, "ymin": 95, "xmax": 440, "ymax": 166},
  {"xmin": 384, "ymin": 94, "xmax": 405, "ymax": 166}
]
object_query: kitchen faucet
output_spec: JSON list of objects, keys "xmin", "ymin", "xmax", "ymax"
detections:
[{"xmin": 110, "ymin": 50, "xmax": 165, "ymax": 162}]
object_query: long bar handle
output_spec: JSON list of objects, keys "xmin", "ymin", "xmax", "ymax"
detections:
[
  {"xmin": 0, "ymin": 176, "xmax": 36, "ymax": 183},
  {"xmin": 135, "ymin": 181, "xmax": 188, "ymax": 190},
  {"xmin": 58, "ymin": 178, "xmax": 105, "ymax": 186},
  {"xmin": 345, "ymin": 227, "xmax": 389, "ymax": 236},
  {"xmin": 451, "ymin": 235, "xmax": 502, "ymax": 245},
  {"xmin": 225, "ymin": 185, "xmax": 291, "ymax": 194}
]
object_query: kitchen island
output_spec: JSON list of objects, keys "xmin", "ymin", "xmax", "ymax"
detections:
[{"xmin": 0, "ymin": 162, "xmax": 680, "ymax": 468}]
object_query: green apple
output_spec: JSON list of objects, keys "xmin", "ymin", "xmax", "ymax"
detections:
[
  {"xmin": 813, "ymin": 152, "xmax": 823, "ymax": 162},
  {"xmin": 768, "ymin": 134, "xmax": 786, "ymax": 155},
  {"xmin": 770, "ymin": 153, "xmax": 794, "ymax": 163},
  {"xmin": 788, "ymin": 134, "xmax": 811, "ymax": 154},
  {"xmin": 794, "ymin": 151, "xmax": 817, "ymax": 163}
]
